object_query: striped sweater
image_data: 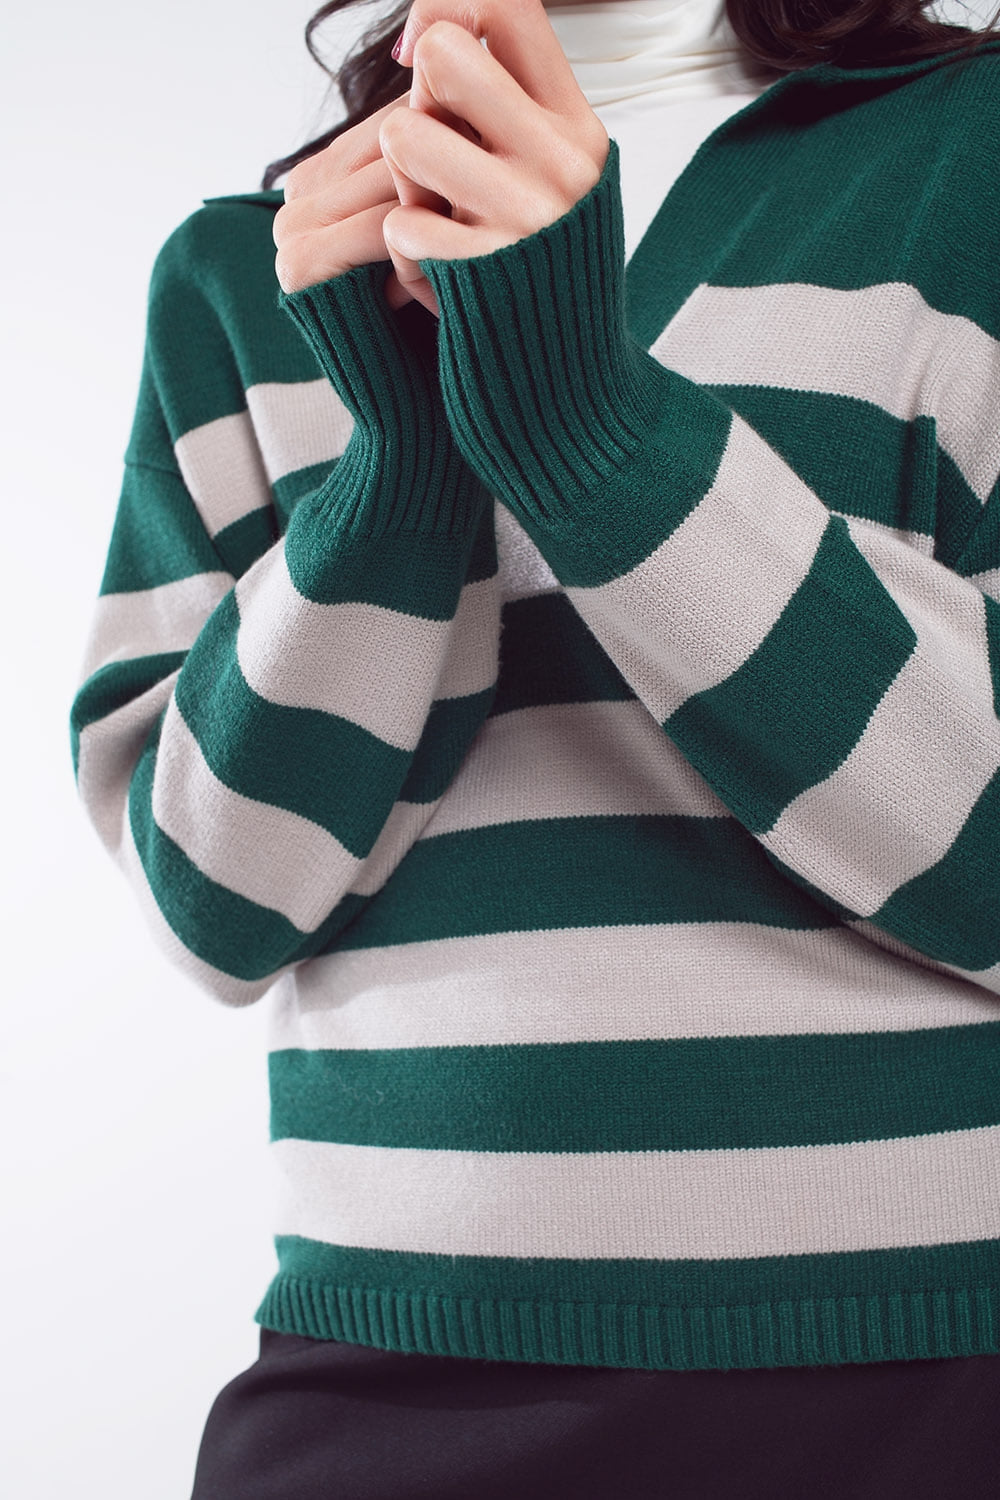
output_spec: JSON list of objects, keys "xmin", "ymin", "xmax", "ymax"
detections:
[{"xmin": 72, "ymin": 43, "xmax": 1000, "ymax": 1372}]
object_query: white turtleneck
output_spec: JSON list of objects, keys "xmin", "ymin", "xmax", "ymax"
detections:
[{"xmin": 543, "ymin": 1, "xmax": 779, "ymax": 260}]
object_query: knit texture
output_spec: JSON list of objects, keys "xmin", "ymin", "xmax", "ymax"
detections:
[{"xmin": 72, "ymin": 42, "xmax": 1000, "ymax": 1370}]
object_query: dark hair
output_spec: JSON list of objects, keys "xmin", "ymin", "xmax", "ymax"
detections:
[{"xmin": 262, "ymin": 0, "xmax": 1000, "ymax": 188}]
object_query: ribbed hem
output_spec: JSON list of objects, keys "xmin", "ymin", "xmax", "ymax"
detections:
[
  {"xmin": 256, "ymin": 1275, "xmax": 1000, "ymax": 1372},
  {"xmin": 280, "ymin": 262, "xmax": 487, "ymax": 537},
  {"xmin": 419, "ymin": 137, "xmax": 664, "ymax": 527}
]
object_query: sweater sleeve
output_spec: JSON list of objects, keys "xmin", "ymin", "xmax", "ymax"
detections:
[
  {"xmin": 71, "ymin": 230, "xmax": 499, "ymax": 1006},
  {"xmin": 416, "ymin": 136, "xmax": 1000, "ymax": 998}
]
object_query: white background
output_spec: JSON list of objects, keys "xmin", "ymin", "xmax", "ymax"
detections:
[{"xmin": 2, "ymin": 1, "xmax": 994, "ymax": 1496}]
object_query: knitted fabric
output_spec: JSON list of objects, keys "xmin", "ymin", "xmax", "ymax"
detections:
[{"xmin": 72, "ymin": 43, "xmax": 1000, "ymax": 1370}]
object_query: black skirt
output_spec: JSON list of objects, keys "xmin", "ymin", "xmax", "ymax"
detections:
[{"xmin": 190, "ymin": 1328, "xmax": 1000, "ymax": 1499}]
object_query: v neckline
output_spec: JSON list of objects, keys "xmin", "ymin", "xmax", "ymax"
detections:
[{"xmin": 621, "ymin": 37, "xmax": 1000, "ymax": 350}]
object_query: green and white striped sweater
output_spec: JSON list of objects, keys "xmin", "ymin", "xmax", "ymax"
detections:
[{"xmin": 72, "ymin": 43, "xmax": 1000, "ymax": 1372}]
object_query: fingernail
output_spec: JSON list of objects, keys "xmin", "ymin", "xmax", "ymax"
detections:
[{"xmin": 391, "ymin": 30, "xmax": 405, "ymax": 62}]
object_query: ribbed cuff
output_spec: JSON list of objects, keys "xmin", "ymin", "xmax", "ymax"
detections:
[
  {"xmin": 419, "ymin": 137, "xmax": 664, "ymax": 528},
  {"xmin": 280, "ymin": 262, "xmax": 487, "ymax": 537}
]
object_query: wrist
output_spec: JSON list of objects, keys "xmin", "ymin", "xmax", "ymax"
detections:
[
  {"xmin": 279, "ymin": 260, "xmax": 442, "ymax": 443},
  {"xmin": 281, "ymin": 261, "xmax": 488, "ymax": 538},
  {"xmin": 418, "ymin": 137, "xmax": 663, "ymax": 524}
]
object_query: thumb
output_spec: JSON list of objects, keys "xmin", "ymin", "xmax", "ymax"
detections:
[{"xmin": 382, "ymin": 202, "xmax": 486, "ymax": 268}]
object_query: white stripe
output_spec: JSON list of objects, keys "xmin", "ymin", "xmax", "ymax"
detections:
[
  {"xmin": 434, "ymin": 575, "xmax": 502, "ymax": 701},
  {"xmin": 245, "ymin": 380, "xmax": 353, "ymax": 484},
  {"xmin": 233, "ymin": 546, "xmax": 468, "ymax": 751},
  {"xmin": 175, "ymin": 409, "xmax": 271, "ymax": 537},
  {"xmin": 272, "ymin": 1126, "xmax": 1000, "ymax": 1260},
  {"xmin": 80, "ymin": 572, "xmax": 233, "ymax": 681},
  {"xmin": 952, "ymin": 959, "xmax": 1000, "ymax": 996},
  {"xmin": 848, "ymin": 917, "xmax": 1000, "ymax": 999},
  {"xmin": 565, "ymin": 415, "xmax": 828, "ymax": 721},
  {"xmin": 420, "ymin": 700, "xmax": 728, "ymax": 838},
  {"xmin": 655, "ymin": 281, "xmax": 1000, "ymax": 502},
  {"xmin": 494, "ymin": 501, "xmax": 560, "ymax": 602},
  {"xmin": 845, "ymin": 515, "xmax": 996, "ymax": 713},
  {"xmin": 763, "ymin": 651, "xmax": 1000, "ymax": 917},
  {"xmin": 348, "ymin": 799, "xmax": 445, "ymax": 899},
  {"xmin": 831, "ymin": 512, "xmax": 933, "ymax": 558},
  {"xmin": 267, "ymin": 920, "xmax": 1000, "ymax": 1053},
  {"xmin": 151, "ymin": 696, "xmax": 361, "ymax": 932},
  {"xmin": 968, "ymin": 566, "xmax": 1000, "ymax": 605},
  {"xmin": 118, "ymin": 805, "xmax": 274, "ymax": 1008},
  {"xmin": 76, "ymin": 669, "xmax": 180, "ymax": 855}
]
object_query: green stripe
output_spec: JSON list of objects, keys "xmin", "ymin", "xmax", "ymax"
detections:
[
  {"xmin": 937, "ymin": 449, "xmax": 993, "ymax": 570},
  {"xmin": 954, "ymin": 485, "xmax": 1000, "ymax": 579},
  {"xmin": 70, "ymin": 651, "xmax": 185, "ymax": 776},
  {"xmin": 273, "ymin": 462, "xmax": 335, "ymax": 532},
  {"xmin": 986, "ymin": 594, "xmax": 1000, "ymax": 719},
  {"xmin": 710, "ymin": 389, "xmax": 981, "ymax": 551},
  {"xmin": 277, "ymin": 467, "xmax": 498, "ymax": 590},
  {"xmin": 283, "ymin": 497, "xmax": 474, "ymax": 617},
  {"xmin": 331, "ymin": 815, "xmax": 837, "ymax": 952},
  {"xmin": 466, "ymin": 497, "xmax": 500, "ymax": 584},
  {"xmin": 259, "ymin": 1234, "xmax": 1000, "ymax": 1368},
  {"xmin": 529, "ymin": 370, "xmax": 733, "ymax": 589},
  {"xmin": 269, "ymin": 1022, "xmax": 1000, "ymax": 1152},
  {"xmin": 213, "ymin": 506, "xmax": 278, "ymax": 580},
  {"xmin": 668, "ymin": 516, "xmax": 916, "ymax": 834},
  {"xmin": 874, "ymin": 766, "xmax": 1000, "ymax": 973},
  {"xmin": 149, "ymin": 201, "xmax": 322, "ymax": 440},
  {"xmin": 174, "ymin": 590, "xmax": 407, "ymax": 854},
  {"xmin": 128, "ymin": 723, "xmax": 367, "ymax": 977},
  {"xmin": 492, "ymin": 593, "xmax": 634, "ymax": 716},
  {"xmin": 271, "ymin": 1233, "xmax": 1000, "ymax": 1322},
  {"xmin": 399, "ymin": 687, "xmax": 497, "ymax": 803},
  {"xmin": 759, "ymin": 851, "xmax": 860, "ymax": 925},
  {"xmin": 71, "ymin": 651, "xmax": 185, "ymax": 738},
  {"xmin": 101, "ymin": 463, "xmax": 224, "ymax": 593},
  {"xmin": 627, "ymin": 52, "xmax": 1000, "ymax": 352}
]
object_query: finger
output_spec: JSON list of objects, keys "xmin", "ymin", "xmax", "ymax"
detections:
[
  {"xmin": 275, "ymin": 200, "xmax": 399, "ymax": 294},
  {"xmin": 379, "ymin": 149, "xmax": 444, "ymax": 315},
  {"xmin": 282, "ymin": 89, "xmax": 413, "ymax": 201},
  {"xmin": 382, "ymin": 267, "xmax": 418, "ymax": 313},
  {"xmin": 383, "ymin": 200, "xmax": 485, "ymax": 278},
  {"xmin": 382, "ymin": 219, "xmax": 442, "ymax": 318},
  {"xmin": 406, "ymin": 20, "xmax": 556, "ymax": 159},
  {"xmin": 276, "ymin": 155, "xmax": 399, "ymax": 239},
  {"xmin": 380, "ymin": 114, "xmax": 453, "ymax": 220},
  {"xmin": 379, "ymin": 104, "xmax": 560, "ymax": 234},
  {"xmin": 395, "ymin": 0, "xmax": 586, "ymax": 116}
]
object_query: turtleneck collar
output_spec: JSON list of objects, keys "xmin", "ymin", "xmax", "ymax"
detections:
[{"xmin": 544, "ymin": 0, "xmax": 773, "ymax": 107}]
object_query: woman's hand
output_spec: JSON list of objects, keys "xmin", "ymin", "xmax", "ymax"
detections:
[
  {"xmin": 274, "ymin": 89, "xmax": 457, "ymax": 311},
  {"xmin": 379, "ymin": 0, "xmax": 610, "ymax": 317}
]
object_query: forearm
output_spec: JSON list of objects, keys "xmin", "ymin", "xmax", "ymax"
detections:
[
  {"xmin": 74, "ymin": 258, "xmax": 499, "ymax": 1002},
  {"xmin": 417, "ymin": 138, "xmax": 1000, "ymax": 992}
]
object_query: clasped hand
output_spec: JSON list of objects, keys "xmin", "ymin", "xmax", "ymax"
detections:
[{"xmin": 275, "ymin": 0, "xmax": 610, "ymax": 318}]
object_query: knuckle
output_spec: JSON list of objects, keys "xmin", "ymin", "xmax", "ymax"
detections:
[
  {"xmin": 273, "ymin": 198, "xmax": 310, "ymax": 243},
  {"xmin": 378, "ymin": 112, "xmax": 410, "ymax": 157},
  {"xmin": 274, "ymin": 252, "xmax": 296, "ymax": 292},
  {"xmin": 378, "ymin": 113, "xmax": 400, "ymax": 148},
  {"xmin": 412, "ymin": 18, "xmax": 467, "ymax": 71},
  {"xmin": 556, "ymin": 140, "xmax": 605, "ymax": 202},
  {"xmin": 283, "ymin": 161, "xmax": 312, "ymax": 201}
]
